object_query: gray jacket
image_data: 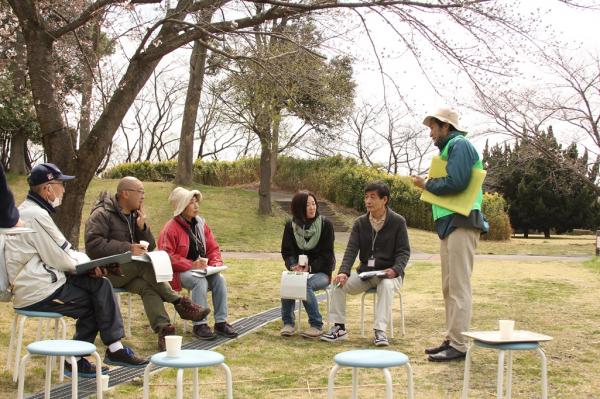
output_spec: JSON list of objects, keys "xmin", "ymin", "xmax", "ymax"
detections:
[
  {"xmin": 338, "ymin": 208, "xmax": 410, "ymax": 279},
  {"xmin": 5, "ymin": 198, "xmax": 81, "ymax": 308}
]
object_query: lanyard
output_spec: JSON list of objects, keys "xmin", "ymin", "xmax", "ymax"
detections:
[{"xmin": 371, "ymin": 228, "xmax": 378, "ymax": 257}]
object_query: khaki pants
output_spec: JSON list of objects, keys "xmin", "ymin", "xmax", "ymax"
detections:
[
  {"xmin": 440, "ymin": 227, "xmax": 480, "ymax": 352},
  {"xmin": 108, "ymin": 261, "xmax": 180, "ymax": 332},
  {"xmin": 329, "ymin": 273, "xmax": 401, "ymax": 332}
]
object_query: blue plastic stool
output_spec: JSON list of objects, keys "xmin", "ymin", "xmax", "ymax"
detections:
[
  {"xmin": 17, "ymin": 339, "xmax": 103, "ymax": 399},
  {"xmin": 328, "ymin": 349, "xmax": 414, "ymax": 399},
  {"xmin": 7, "ymin": 309, "xmax": 67, "ymax": 382},
  {"xmin": 143, "ymin": 349, "xmax": 232, "ymax": 399},
  {"xmin": 112, "ymin": 287, "xmax": 132, "ymax": 337},
  {"xmin": 462, "ymin": 340, "xmax": 548, "ymax": 399}
]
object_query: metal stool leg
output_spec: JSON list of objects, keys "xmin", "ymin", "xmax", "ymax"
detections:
[
  {"xmin": 382, "ymin": 368, "xmax": 393, "ymax": 399},
  {"xmin": 142, "ymin": 363, "xmax": 152, "ymax": 399},
  {"xmin": 16, "ymin": 353, "xmax": 31, "ymax": 399},
  {"xmin": 58, "ymin": 318, "xmax": 67, "ymax": 383},
  {"xmin": 70, "ymin": 355, "xmax": 79, "ymax": 399},
  {"xmin": 506, "ymin": 350, "xmax": 513, "ymax": 399},
  {"xmin": 44, "ymin": 355, "xmax": 52, "ymax": 399},
  {"xmin": 220, "ymin": 362, "xmax": 233, "ymax": 399},
  {"xmin": 352, "ymin": 367, "xmax": 358, "ymax": 399},
  {"xmin": 192, "ymin": 367, "xmax": 199, "ymax": 399},
  {"xmin": 176, "ymin": 368, "xmax": 184, "ymax": 399},
  {"xmin": 399, "ymin": 290, "xmax": 405, "ymax": 336},
  {"xmin": 537, "ymin": 347, "xmax": 548, "ymax": 399},
  {"xmin": 91, "ymin": 351, "xmax": 103, "ymax": 399},
  {"xmin": 497, "ymin": 350, "xmax": 505, "ymax": 399},
  {"xmin": 327, "ymin": 364, "xmax": 341, "ymax": 399},
  {"xmin": 7, "ymin": 312, "xmax": 18, "ymax": 370},
  {"xmin": 462, "ymin": 344, "xmax": 474, "ymax": 399},
  {"xmin": 405, "ymin": 361, "xmax": 414, "ymax": 399},
  {"xmin": 297, "ymin": 299, "xmax": 302, "ymax": 333},
  {"xmin": 127, "ymin": 293, "xmax": 132, "ymax": 337},
  {"xmin": 13, "ymin": 315, "xmax": 28, "ymax": 382},
  {"xmin": 360, "ymin": 292, "xmax": 367, "ymax": 337}
]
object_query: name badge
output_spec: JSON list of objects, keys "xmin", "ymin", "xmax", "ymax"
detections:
[{"xmin": 367, "ymin": 258, "xmax": 375, "ymax": 268}]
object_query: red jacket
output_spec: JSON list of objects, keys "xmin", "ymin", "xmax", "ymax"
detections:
[{"xmin": 158, "ymin": 216, "xmax": 223, "ymax": 292}]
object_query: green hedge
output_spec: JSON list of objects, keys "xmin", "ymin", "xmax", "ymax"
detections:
[{"xmin": 105, "ymin": 155, "xmax": 511, "ymax": 240}]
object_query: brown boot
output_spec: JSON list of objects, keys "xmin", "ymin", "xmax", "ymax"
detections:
[
  {"xmin": 174, "ymin": 297, "xmax": 210, "ymax": 321},
  {"xmin": 157, "ymin": 324, "xmax": 176, "ymax": 351}
]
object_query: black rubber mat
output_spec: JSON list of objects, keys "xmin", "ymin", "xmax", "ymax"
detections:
[{"xmin": 26, "ymin": 296, "xmax": 323, "ymax": 398}]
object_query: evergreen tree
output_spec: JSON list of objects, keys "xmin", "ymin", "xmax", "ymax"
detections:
[{"xmin": 483, "ymin": 127, "xmax": 600, "ymax": 237}]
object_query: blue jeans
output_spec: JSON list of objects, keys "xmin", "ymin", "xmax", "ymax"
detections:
[
  {"xmin": 179, "ymin": 271, "xmax": 228, "ymax": 325},
  {"xmin": 281, "ymin": 272, "xmax": 330, "ymax": 329}
]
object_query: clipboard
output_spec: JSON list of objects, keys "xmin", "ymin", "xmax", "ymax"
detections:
[
  {"xmin": 420, "ymin": 156, "xmax": 486, "ymax": 217},
  {"xmin": 75, "ymin": 252, "xmax": 132, "ymax": 275}
]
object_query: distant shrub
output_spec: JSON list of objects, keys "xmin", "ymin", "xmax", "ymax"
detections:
[
  {"xmin": 481, "ymin": 192, "xmax": 512, "ymax": 241},
  {"xmin": 105, "ymin": 155, "xmax": 511, "ymax": 240},
  {"xmin": 104, "ymin": 160, "xmax": 177, "ymax": 181}
]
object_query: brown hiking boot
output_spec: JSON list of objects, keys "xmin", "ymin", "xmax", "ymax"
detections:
[
  {"xmin": 157, "ymin": 324, "xmax": 176, "ymax": 351},
  {"xmin": 174, "ymin": 296, "xmax": 210, "ymax": 321},
  {"xmin": 215, "ymin": 322, "xmax": 238, "ymax": 338},
  {"xmin": 192, "ymin": 324, "xmax": 216, "ymax": 340}
]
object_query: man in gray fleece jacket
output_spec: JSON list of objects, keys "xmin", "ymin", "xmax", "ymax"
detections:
[{"xmin": 321, "ymin": 181, "xmax": 410, "ymax": 346}]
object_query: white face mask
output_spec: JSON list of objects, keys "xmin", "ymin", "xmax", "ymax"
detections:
[{"xmin": 49, "ymin": 184, "xmax": 63, "ymax": 208}]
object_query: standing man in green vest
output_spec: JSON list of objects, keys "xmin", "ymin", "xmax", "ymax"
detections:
[{"xmin": 412, "ymin": 107, "xmax": 488, "ymax": 362}]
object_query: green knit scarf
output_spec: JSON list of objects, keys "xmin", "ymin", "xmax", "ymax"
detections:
[{"xmin": 292, "ymin": 215, "xmax": 322, "ymax": 251}]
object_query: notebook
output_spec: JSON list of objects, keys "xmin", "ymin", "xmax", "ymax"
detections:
[{"xmin": 420, "ymin": 156, "xmax": 486, "ymax": 217}]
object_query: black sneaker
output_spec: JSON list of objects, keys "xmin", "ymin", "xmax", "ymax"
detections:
[
  {"xmin": 64, "ymin": 358, "xmax": 109, "ymax": 378},
  {"xmin": 105, "ymin": 347, "xmax": 148, "ymax": 368}
]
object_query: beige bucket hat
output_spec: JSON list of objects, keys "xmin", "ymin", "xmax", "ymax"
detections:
[
  {"xmin": 422, "ymin": 106, "xmax": 465, "ymax": 132},
  {"xmin": 168, "ymin": 187, "xmax": 203, "ymax": 217}
]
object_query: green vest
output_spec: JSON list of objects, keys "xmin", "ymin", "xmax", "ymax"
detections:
[{"xmin": 431, "ymin": 135, "xmax": 484, "ymax": 221}]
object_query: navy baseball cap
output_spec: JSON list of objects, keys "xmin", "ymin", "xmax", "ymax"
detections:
[{"xmin": 27, "ymin": 163, "xmax": 75, "ymax": 186}]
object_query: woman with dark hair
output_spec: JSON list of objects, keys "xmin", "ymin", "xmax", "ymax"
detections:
[{"xmin": 280, "ymin": 191, "xmax": 335, "ymax": 338}]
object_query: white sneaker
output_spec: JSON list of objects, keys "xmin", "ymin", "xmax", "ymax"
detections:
[
  {"xmin": 320, "ymin": 325, "xmax": 348, "ymax": 342},
  {"xmin": 280, "ymin": 324, "xmax": 296, "ymax": 337}
]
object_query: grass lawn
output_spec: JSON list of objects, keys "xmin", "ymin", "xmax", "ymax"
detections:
[
  {"xmin": 2, "ymin": 175, "xmax": 599, "ymax": 397},
  {"xmin": 1, "ymin": 257, "xmax": 599, "ymax": 398}
]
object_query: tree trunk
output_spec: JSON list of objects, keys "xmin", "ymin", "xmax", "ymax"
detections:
[
  {"xmin": 79, "ymin": 14, "xmax": 103, "ymax": 147},
  {"xmin": 176, "ymin": 39, "xmax": 209, "ymax": 185},
  {"xmin": 258, "ymin": 138, "xmax": 272, "ymax": 214},
  {"xmin": 8, "ymin": 29, "xmax": 28, "ymax": 174},
  {"xmin": 9, "ymin": 130, "xmax": 27, "ymax": 174},
  {"xmin": 270, "ymin": 114, "xmax": 281, "ymax": 181},
  {"xmin": 543, "ymin": 228, "xmax": 551, "ymax": 238}
]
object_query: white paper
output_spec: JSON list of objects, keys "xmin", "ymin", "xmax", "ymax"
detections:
[
  {"xmin": 280, "ymin": 271, "xmax": 308, "ymax": 300},
  {"xmin": 190, "ymin": 265, "xmax": 228, "ymax": 278},
  {"xmin": 358, "ymin": 270, "xmax": 387, "ymax": 280},
  {"xmin": 132, "ymin": 251, "xmax": 173, "ymax": 282}
]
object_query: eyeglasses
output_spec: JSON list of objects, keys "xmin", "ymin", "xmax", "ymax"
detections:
[{"xmin": 126, "ymin": 189, "xmax": 145, "ymax": 194}]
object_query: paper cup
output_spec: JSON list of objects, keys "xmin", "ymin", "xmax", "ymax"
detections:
[
  {"xmin": 499, "ymin": 319, "xmax": 515, "ymax": 340},
  {"xmin": 139, "ymin": 240, "xmax": 149, "ymax": 250},
  {"xmin": 101, "ymin": 374, "xmax": 110, "ymax": 391},
  {"xmin": 165, "ymin": 335, "xmax": 182, "ymax": 357},
  {"xmin": 298, "ymin": 255, "xmax": 308, "ymax": 266}
]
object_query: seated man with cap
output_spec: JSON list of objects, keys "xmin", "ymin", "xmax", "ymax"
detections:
[
  {"xmin": 158, "ymin": 187, "xmax": 238, "ymax": 340},
  {"xmin": 4, "ymin": 163, "xmax": 148, "ymax": 376}
]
